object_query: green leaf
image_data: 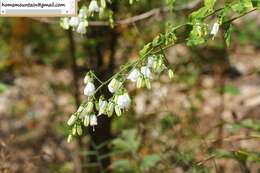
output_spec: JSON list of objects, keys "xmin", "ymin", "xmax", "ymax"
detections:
[
  {"xmin": 230, "ymin": 0, "xmax": 253, "ymax": 14},
  {"xmin": 190, "ymin": 7, "xmax": 209, "ymax": 21},
  {"xmin": 223, "ymin": 24, "xmax": 233, "ymax": 47},
  {"xmin": 204, "ymin": 0, "xmax": 216, "ymax": 10},
  {"xmin": 140, "ymin": 154, "xmax": 161, "ymax": 171}
]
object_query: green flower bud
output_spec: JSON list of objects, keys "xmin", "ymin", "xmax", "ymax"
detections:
[
  {"xmin": 115, "ymin": 105, "xmax": 122, "ymax": 117},
  {"xmin": 77, "ymin": 125, "xmax": 83, "ymax": 136},
  {"xmin": 83, "ymin": 115, "xmax": 90, "ymax": 126},
  {"xmin": 137, "ymin": 76, "xmax": 143, "ymax": 89},
  {"xmin": 86, "ymin": 101, "xmax": 94, "ymax": 113},
  {"xmin": 168, "ymin": 69, "xmax": 174, "ymax": 80},
  {"xmin": 67, "ymin": 134, "xmax": 73, "ymax": 143},
  {"xmin": 77, "ymin": 105, "xmax": 84, "ymax": 113},
  {"xmin": 72, "ymin": 125, "xmax": 77, "ymax": 135},
  {"xmin": 141, "ymin": 78, "xmax": 146, "ymax": 88},
  {"xmin": 67, "ymin": 114, "xmax": 77, "ymax": 126},
  {"xmin": 107, "ymin": 102, "xmax": 114, "ymax": 117},
  {"xmin": 145, "ymin": 78, "xmax": 151, "ymax": 89},
  {"xmin": 153, "ymin": 60, "xmax": 159, "ymax": 71}
]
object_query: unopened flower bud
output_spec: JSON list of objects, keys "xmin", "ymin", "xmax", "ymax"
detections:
[
  {"xmin": 115, "ymin": 105, "xmax": 122, "ymax": 117},
  {"xmin": 67, "ymin": 134, "xmax": 73, "ymax": 143},
  {"xmin": 77, "ymin": 125, "xmax": 83, "ymax": 136},
  {"xmin": 137, "ymin": 77, "xmax": 143, "ymax": 89},
  {"xmin": 145, "ymin": 78, "xmax": 151, "ymax": 89},
  {"xmin": 72, "ymin": 125, "xmax": 77, "ymax": 135},
  {"xmin": 86, "ymin": 101, "xmax": 94, "ymax": 113},
  {"xmin": 168, "ymin": 69, "xmax": 174, "ymax": 80},
  {"xmin": 67, "ymin": 114, "xmax": 77, "ymax": 126},
  {"xmin": 107, "ymin": 102, "xmax": 114, "ymax": 117},
  {"xmin": 83, "ymin": 115, "xmax": 90, "ymax": 126},
  {"xmin": 84, "ymin": 74, "xmax": 91, "ymax": 84}
]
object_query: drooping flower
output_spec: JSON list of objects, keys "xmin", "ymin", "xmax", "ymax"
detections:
[
  {"xmin": 89, "ymin": 0, "xmax": 99, "ymax": 13},
  {"xmin": 98, "ymin": 100, "xmax": 107, "ymax": 115},
  {"xmin": 108, "ymin": 78, "xmax": 122, "ymax": 93},
  {"xmin": 127, "ymin": 68, "xmax": 140, "ymax": 82},
  {"xmin": 90, "ymin": 114, "xmax": 98, "ymax": 131},
  {"xmin": 84, "ymin": 82, "xmax": 95, "ymax": 96},
  {"xmin": 141, "ymin": 66, "xmax": 152, "ymax": 79},
  {"xmin": 77, "ymin": 21, "xmax": 87, "ymax": 34},
  {"xmin": 117, "ymin": 93, "xmax": 131, "ymax": 109},
  {"xmin": 210, "ymin": 22, "xmax": 219, "ymax": 37},
  {"xmin": 69, "ymin": 17, "xmax": 80, "ymax": 27}
]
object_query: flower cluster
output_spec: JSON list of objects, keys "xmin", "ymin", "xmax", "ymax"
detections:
[
  {"xmin": 66, "ymin": 54, "xmax": 174, "ymax": 142},
  {"xmin": 60, "ymin": 0, "xmax": 103, "ymax": 34}
]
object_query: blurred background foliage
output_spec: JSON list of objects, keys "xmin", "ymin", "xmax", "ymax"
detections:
[{"xmin": 0, "ymin": 0, "xmax": 260, "ymax": 173}]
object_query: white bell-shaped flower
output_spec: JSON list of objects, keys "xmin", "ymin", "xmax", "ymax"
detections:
[
  {"xmin": 147, "ymin": 56, "xmax": 155, "ymax": 67},
  {"xmin": 210, "ymin": 22, "xmax": 219, "ymax": 36},
  {"xmin": 117, "ymin": 93, "xmax": 131, "ymax": 109},
  {"xmin": 90, "ymin": 114, "xmax": 98, "ymax": 126},
  {"xmin": 127, "ymin": 69, "xmax": 140, "ymax": 82},
  {"xmin": 84, "ymin": 82, "xmax": 95, "ymax": 96},
  {"xmin": 98, "ymin": 100, "xmax": 107, "ymax": 115},
  {"xmin": 77, "ymin": 21, "xmax": 87, "ymax": 34},
  {"xmin": 90, "ymin": 114, "xmax": 98, "ymax": 131},
  {"xmin": 69, "ymin": 17, "xmax": 80, "ymax": 27},
  {"xmin": 141, "ymin": 66, "xmax": 152, "ymax": 79},
  {"xmin": 108, "ymin": 78, "xmax": 122, "ymax": 93},
  {"xmin": 89, "ymin": 0, "xmax": 99, "ymax": 13}
]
